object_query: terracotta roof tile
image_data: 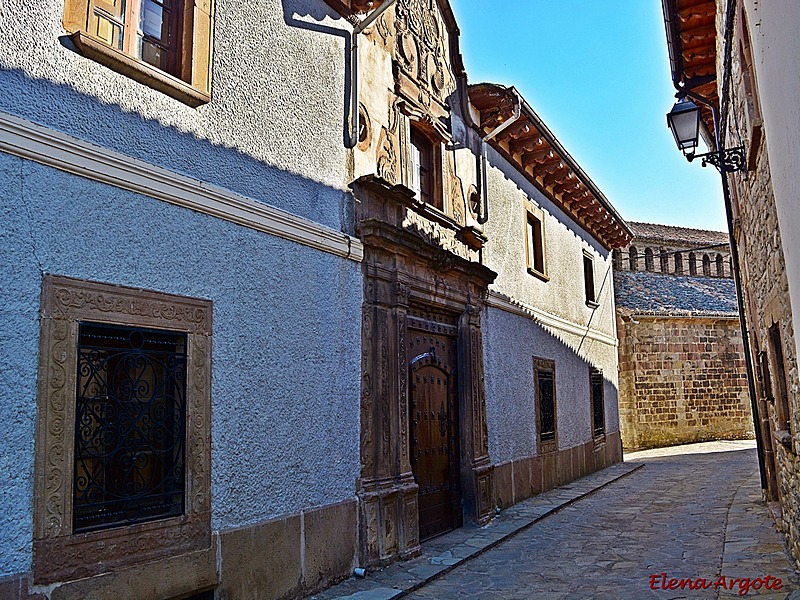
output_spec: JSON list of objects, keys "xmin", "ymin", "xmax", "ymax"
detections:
[
  {"xmin": 628, "ymin": 221, "xmax": 729, "ymax": 246},
  {"xmin": 614, "ymin": 270, "xmax": 738, "ymax": 316}
]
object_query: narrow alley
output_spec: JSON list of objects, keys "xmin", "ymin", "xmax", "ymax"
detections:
[{"xmin": 315, "ymin": 442, "xmax": 799, "ymax": 600}]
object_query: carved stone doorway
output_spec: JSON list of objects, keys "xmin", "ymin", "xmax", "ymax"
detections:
[
  {"xmin": 408, "ymin": 316, "xmax": 462, "ymax": 541},
  {"xmin": 352, "ymin": 177, "xmax": 497, "ymax": 568}
]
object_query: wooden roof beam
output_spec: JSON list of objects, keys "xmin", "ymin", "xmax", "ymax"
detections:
[
  {"xmin": 541, "ymin": 164, "xmax": 571, "ymax": 186},
  {"xmin": 536, "ymin": 160, "xmax": 568, "ymax": 179},
  {"xmin": 509, "ymin": 134, "xmax": 545, "ymax": 156},
  {"xmin": 554, "ymin": 180, "xmax": 582, "ymax": 196},
  {"xmin": 677, "ymin": 4, "xmax": 714, "ymax": 22},
  {"xmin": 522, "ymin": 147, "xmax": 556, "ymax": 167},
  {"xmin": 680, "ymin": 24, "xmax": 715, "ymax": 44}
]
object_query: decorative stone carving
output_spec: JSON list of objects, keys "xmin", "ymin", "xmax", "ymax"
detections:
[
  {"xmin": 394, "ymin": 0, "xmax": 456, "ymax": 115},
  {"xmin": 448, "ymin": 159, "xmax": 465, "ymax": 224},
  {"xmin": 401, "ymin": 209, "xmax": 472, "ymax": 261},
  {"xmin": 376, "ymin": 126, "xmax": 398, "ymax": 185},
  {"xmin": 354, "ymin": 175, "xmax": 497, "ymax": 564}
]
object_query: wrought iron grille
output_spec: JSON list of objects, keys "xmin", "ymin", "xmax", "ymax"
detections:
[
  {"xmin": 537, "ymin": 370, "xmax": 555, "ymax": 442},
  {"xmin": 73, "ymin": 322, "xmax": 187, "ymax": 533},
  {"xmin": 591, "ymin": 368, "xmax": 605, "ymax": 438}
]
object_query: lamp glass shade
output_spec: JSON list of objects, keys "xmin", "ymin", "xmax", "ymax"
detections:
[{"xmin": 667, "ymin": 99, "xmax": 701, "ymax": 151}]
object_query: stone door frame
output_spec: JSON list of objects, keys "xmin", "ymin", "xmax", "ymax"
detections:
[{"xmin": 354, "ymin": 197, "xmax": 496, "ymax": 566}]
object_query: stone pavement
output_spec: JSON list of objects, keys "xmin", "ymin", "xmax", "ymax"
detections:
[{"xmin": 309, "ymin": 441, "xmax": 800, "ymax": 600}]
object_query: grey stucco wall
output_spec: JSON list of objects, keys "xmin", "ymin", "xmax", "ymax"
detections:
[
  {"xmin": 478, "ymin": 141, "xmax": 621, "ymax": 465},
  {"xmin": 0, "ymin": 153, "xmax": 362, "ymax": 577},
  {"xmin": 483, "ymin": 307, "xmax": 620, "ymax": 465},
  {"xmin": 481, "ymin": 146, "xmax": 617, "ymax": 341},
  {"xmin": 0, "ymin": 0, "xmax": 353, "ymax": 232}
]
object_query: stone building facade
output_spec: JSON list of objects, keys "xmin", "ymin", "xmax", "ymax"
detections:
[
  {"xmin": 0, "ymin": 0, "xmax": 632, "ymax": 598},
  {"xmin": 614, "ymin": 222, "xmax": 753, "ymax": 450},
  {"xmin": 662, "ymin": 0, "xmax": 800, "ymax": 566}
]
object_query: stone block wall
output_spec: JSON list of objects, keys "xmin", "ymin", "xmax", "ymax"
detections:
[
  {"xmin": 617, "ymin": 314, "xmax": 754, "ymax": 450},
  {"xmin": 720, "ymin": 0, "xmax": 800, "ymax": 565}
]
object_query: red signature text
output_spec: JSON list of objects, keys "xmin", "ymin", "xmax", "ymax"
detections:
[{"xmin": 649, "ymin": 573, "xmax": 783, "ymax": 596}]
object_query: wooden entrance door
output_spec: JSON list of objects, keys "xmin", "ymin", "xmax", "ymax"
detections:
[{"xmin": 408, "ymin": 328, "xmax": 461, "ymax": 541}]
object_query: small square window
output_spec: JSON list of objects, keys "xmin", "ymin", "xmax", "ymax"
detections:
[
  {"xmin": 534, "ymin": 357, "xmax": 557, "ymax": 452},
  {"xmin": 525, "ymin": 204, "xmax": 547, "ymax": 280},
  {"xmin": 63, "ymin": 0, "xmax": 213, "ymax": 105},
  {"xmin": 583, "ymin": 251, "xmax": 598, "ymax": 307},
  {"xmin": 590, "ymin": 368, "xmax": 605, "ymax": 439}
]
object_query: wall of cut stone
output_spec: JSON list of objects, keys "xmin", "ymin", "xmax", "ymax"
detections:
[
  {"xmin": 617, "ymin": 315, "xmax": 753, "ymax": 450},
  {"xmin": 718, "ymin": 0, "xmax": 800, "ymax": 565}
]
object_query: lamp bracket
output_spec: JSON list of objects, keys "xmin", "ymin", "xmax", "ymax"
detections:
[{"xmin": 686, "ymin": 146, "xmax": 746, "ymax": 173}]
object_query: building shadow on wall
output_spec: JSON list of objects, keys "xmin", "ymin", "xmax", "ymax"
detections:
[
  {"xmin": 280, "ymin": 0, "xmax": 353, "ymax": 149},
  {"xmin": 0, "ymin": 59, "xmax": 357, "ymax": 236}
]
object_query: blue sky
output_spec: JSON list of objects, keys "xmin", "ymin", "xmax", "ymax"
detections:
[{"xmin": 449, "ymin": 0, "xmax": 728, "ymax": 232}]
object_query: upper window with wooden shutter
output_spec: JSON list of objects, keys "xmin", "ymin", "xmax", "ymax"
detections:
[
  {"xmin": 408, "ymin": 125, "xmax": 443, "ymax": 210},
  {"xmin": 737, "ymin": 1, "xmax": 762, "ymax": 169},
  {"xmin": 524, "ymin": 201, "xmax": 547, "ymax": 281},
  {"xmin": 63, "ymin": 0, "xmax": 213, "ymax": 106}
]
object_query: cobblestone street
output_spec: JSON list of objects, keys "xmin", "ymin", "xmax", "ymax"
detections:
[{"xmin": 315, "ymin": 442, "xmax": 799, "ymax": 600}]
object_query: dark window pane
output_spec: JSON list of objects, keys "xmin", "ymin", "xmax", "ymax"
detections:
[
  {"xmin": 528, "ymin": 215, "xmax": 544, "ymax": 274},
  {"xmin": 140, "ymin": 38, "xmax": 167, "ymax": 71},
  {"xmin": 583, "ymin": 254, "xmax": 595, "ymax": 302},
  {"xmin": 73, "ymin": 323, "xmax": 187, "ymax": 533},
  {"xmin": 538, "ymin": 370, "xmax": 555, "ymax": 441},
  {"xmin": 591, "ymin": 369, "xmax": 604, "ymax": 437}
]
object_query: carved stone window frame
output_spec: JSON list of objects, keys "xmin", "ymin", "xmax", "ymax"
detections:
[
  {"xmin": 401, "ymin": 102, "xmax": 450, "ymax": 215},
  {"xmin": 33, "ymin": 274, "xmax": 212, "ymax": 586}
]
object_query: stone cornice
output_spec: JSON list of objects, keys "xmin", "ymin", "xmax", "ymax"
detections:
[
  {"xmin": 0, "ymin": 111, "xmax": 363, "ymax": 263},
  {"xmin": 468, "ymin": 83, "xmax": 633, "ymax": 251}
]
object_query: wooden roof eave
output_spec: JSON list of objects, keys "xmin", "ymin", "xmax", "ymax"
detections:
[
  {"xmin": 662, "ymin": 0, "xmax": 719, "ymax": 136},
  {"xmin": 467, "ymin": 83, "xmax": 633, "ymax": 250},
  {"xmin": 322, "ymin": 0, "xmax": 460, "ymax": 34}
]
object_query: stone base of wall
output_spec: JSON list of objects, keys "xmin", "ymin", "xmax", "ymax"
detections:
[
  {"xmin": 216, "ymin": 499, "xmax": 357, "ymax": 600},
  {"xmin": 2, "ymin": 499, "xmax": 357, "ymax": 600},
  {"xmin": 493, "ymin": 432, "xmax": 623, "ymax": 509},
  {"xmin": 776, "ymin": 447, "xmax": 800, "ymax": 569}
]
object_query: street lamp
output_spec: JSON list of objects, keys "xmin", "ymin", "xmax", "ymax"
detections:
[
  {"xmin": 665, "ymin": 90, "xmax": 766, "ymax": 491},
  {"xmin": 666, "ymin": 97, "xmax": 701, "ymax": 151},
  {"xmin": 666, "ymin": 95, "xmax": 746, "ymax": 172}
]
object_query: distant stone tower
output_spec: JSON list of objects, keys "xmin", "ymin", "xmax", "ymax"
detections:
[{"xmin": 613, "ymin": 222, "xmax": 754, "ymax": 450}]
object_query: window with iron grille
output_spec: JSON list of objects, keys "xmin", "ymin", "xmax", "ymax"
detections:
[
  {"xmin": 73, "ymin": 322, "xmax": 187, "ymax": 533},
  {"xmin": 534, "ymin": 357, "xmax": 556, "ymax": 450},
  {"xmin": 34, "ymin": 275, "xmax": 212, "ymax": 587},
  {"xmin": 590, "ymin": 368, "xmax": 605, "ymax": 438}
]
